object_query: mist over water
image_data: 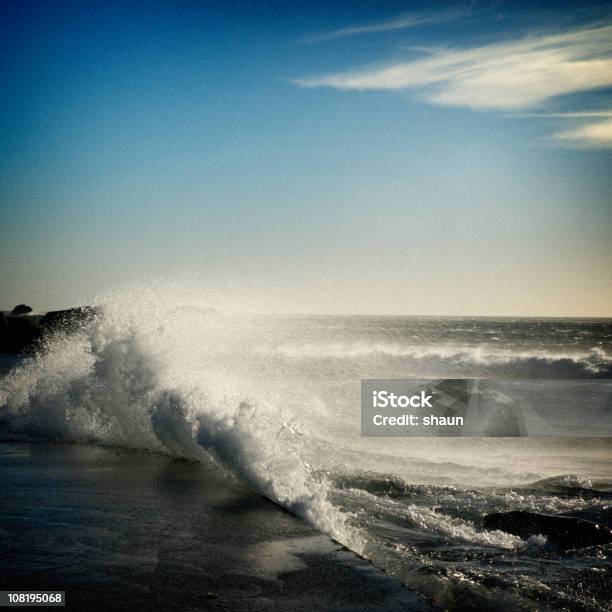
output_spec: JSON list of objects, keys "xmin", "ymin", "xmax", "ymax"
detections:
[{"xmin": 1, "ymin": 285, "xmax": 611, "ymax": 610}]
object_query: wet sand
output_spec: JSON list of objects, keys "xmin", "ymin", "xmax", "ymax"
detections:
[{"xmin": 0, "ymin": 442, "xmax": 432, "ymax": 611}]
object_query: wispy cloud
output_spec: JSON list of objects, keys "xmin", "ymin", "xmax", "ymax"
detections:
[
  {"xmin": 551, "ymin": 117, "xmax": 612, "ymax": 148},
  {"xmin": 307, "ymin": 8, "xmax": 467, "ymax": 42},
  {"xmin": 295, "ymin": 24, "xmax": 612, "ymax": 111},
  {"xmin": 515, "ymin": 111, "xmax": 612, "ymax": 118}
]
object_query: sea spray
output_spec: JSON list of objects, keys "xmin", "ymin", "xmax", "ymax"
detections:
[{"xmin": 0, "ymin": 293, "xmax": 366, "ymax": 553}]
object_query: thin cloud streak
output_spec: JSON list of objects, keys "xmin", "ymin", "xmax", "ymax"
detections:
[
  {"xmin": 307, "ymin": 8, "xmax": 468, "ymax": 42},
  {"xmin": 551, "ymin": 117, "xmax": 612, "ymax": 148},
  {"xmin": 295, "ymin": 24, "xmax": 612, "ymax": 111},
  {"xmin": 515, "ymin": 111, "xmax": 612, "ymax": 118}
]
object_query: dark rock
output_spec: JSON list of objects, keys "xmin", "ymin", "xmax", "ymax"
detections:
[
  {"xmin": 0, "ymin": 305, "xmax": 98, "ymax": 354},
  {"xmin": 483, "ymin": 510, "xmax": 612, "ymax": 550},
  {"xmin": 0, "ymin": 316, "xmax": 43, "ymax": 354},
  {"xmin": 10, "ymin": 304, "xmax": 33, "ymax": 316},
  {"xmin": 39, "ymin": 306, "xmax": 97, "ymax": 331}
]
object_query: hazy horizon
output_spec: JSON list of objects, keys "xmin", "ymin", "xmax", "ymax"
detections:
[{"xmin": 1, "ymin": 1, "xmax": 611, "ymax": 317}]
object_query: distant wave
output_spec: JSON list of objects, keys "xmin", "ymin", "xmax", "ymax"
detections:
[{"xmin": 261, "ymin": 343, "xmax": 611, "ymax": 377}]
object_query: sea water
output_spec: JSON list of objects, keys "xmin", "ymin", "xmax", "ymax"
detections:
[{"xmin": 1, "ymin": 286, "xmax": 610, "ymax": 610}]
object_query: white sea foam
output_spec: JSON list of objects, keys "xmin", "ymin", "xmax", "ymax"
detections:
[{"xmin": 342, "ymin": 488, "xmax": 524, "ymax": 549}]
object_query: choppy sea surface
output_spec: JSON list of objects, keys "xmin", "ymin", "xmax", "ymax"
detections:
[{"xmin": 1, "ymin": 289, "xmax": 611, "ymax": 610}]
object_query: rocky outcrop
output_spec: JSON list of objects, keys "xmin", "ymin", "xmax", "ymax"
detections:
[
  {"xmin": 1, "ymin": 305, "xmax": 98, "ymax": 354},
  {"xmin": 39, "ymin": 306, "xmax": 97, "ymax": 331},
  {"xmin": 10, "ymin": 304, "xmax": 33, "ymax": 316},
  {"xmin": 0, "ymin": 314, "xmax": 43, "ymax": 354}
]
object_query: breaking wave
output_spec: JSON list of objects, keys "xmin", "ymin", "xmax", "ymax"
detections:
[{"xmin": 0, "ymin": 298, "xmax": 365, "ymax": 554}]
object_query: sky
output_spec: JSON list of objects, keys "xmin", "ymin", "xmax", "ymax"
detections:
[{"xmin": 1, "ymin": 0, "xmax": 611, "ymax": 316}]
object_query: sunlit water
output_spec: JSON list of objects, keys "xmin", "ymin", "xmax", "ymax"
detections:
[{"xmin": 1, "ymin": 286, "xmax": 611, "ymax": 610}]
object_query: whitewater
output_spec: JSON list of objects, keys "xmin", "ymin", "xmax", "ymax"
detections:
[{"xmin": 1, "ymin": 286, "xmax": 611, "ymax": 610}]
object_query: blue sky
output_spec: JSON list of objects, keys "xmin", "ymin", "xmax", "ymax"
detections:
[{"xmin": 1, "ymin": 1, "xmax": 611, "ymax": 315}]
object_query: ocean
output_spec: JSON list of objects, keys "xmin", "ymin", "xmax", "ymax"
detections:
[{"xmin": 1, "ymin": 292, "xmax": 611, "ymax": 610}]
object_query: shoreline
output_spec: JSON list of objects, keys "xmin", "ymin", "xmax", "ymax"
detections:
[{"xmin": 0, "ymin": 442, "xmax": 433, "ymax": 611}]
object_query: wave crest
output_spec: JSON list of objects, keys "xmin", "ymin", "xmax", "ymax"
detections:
[{"xmin": 0, "ymin": 304, "xmax": 365, "ymax": 553}]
